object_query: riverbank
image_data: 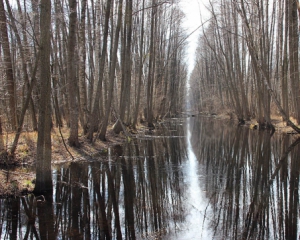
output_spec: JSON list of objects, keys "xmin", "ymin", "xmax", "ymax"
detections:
[
  {"xmin": 202, "ymin": 112, "xmax": 300, "ymax": 134},
  {"xmin": 0, "ymin": 126, "xmax": 126, "ymax": 197}
]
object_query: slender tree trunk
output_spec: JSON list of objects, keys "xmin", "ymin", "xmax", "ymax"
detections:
[
  {"xmin": 67, "ymin": 0, "xmax": 80, "ymax": 147},
  {"xmin": 146, "ymin": 0, "xmax": 157, "ymax": 128},
  {"xmin": 99, "ymin": 0, "xmax": 123, "ymax": 141},
  {"xmin": 0, "ymin": 0, "xmax": 17, "ymax": 130},
  {"xmin": 133, "ymin": 0, "xmax": 145, "ymax": 128},
  {"xmin": 288, "ymin": 0, "xmax": 300, "ymax": 123},
  {"xmin": 282, "ymin": 0, "xmax": 289, "ymax": 120},
  {"xmin": 79, "ymin": 0, "xmax": 88, "ymax": 134},
  {"xmin": 124, "ymin": 0, "xmax": 133, "ymax": 124},
  {"xmin": 87, "ymin": 0, "xmax": 112, "ymax": 141},
  {"xmin": 113, "ymin": 0, "xmax": 133, "ymax": 133}
]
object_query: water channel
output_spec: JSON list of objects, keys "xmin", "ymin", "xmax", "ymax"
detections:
[{"xmin": 0, "ymin": 117, "xmax": 299, "ymax": 239}]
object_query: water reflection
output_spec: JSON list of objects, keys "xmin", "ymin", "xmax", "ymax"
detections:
[
  {"xmin": 189, "ymin": 117, "xmax": 300, "ymax": 240},
  {"xmin": 0, "ymin": 117, "xmax": 299, "ymax": 239}
]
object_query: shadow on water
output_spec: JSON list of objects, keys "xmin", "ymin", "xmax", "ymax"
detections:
[{"xmin": 0, "ymin": 117, "xmax": 299, "ymax": 239}]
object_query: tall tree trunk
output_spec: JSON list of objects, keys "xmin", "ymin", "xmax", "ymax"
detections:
[
  {"xmin": 146, "ymin": 0, "xmax": 157, "ymax": 128},
  {"xmin": 67, "ymin": 0, "xmax": 80, "ymax": 147},
  {"xmin": 34, "ymin": 0, "xmax": 52, "ymax": 193},
  {"xmin": 99, "ymin": 0, "xmax": 123, "ymax": 141},
  {"xmin": 0, "ymin": 0, "xmax": 17, "ymax": 130},
  {"xmin": 288, "ymin": 0, "xmax": 300, "ymax": 123},
  {"xmin": 124, "ymin": 0, "xmax": 133, "ymax": 124},
  {"xmin": 87, "ymin": 0, "xmax": 112, "ymax": 141},
  {"xmin": 132, "ymin": 0, "xmax": 145, "ymax": 128},
  {"xmin": 113, "ymin": 0, "xmax": 133, "ymax": 133},
  {"xmin": 282, "ymin": 0, "xmax": 289, "ymax": 120},
  {"xmin": 79, "ymin": 0, "xmax": 88, "ymax": 134}
]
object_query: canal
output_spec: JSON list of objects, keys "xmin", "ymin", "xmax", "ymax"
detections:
[{"xmin": 1, "ymin": 117, "xmax": 299, "ymax": 239}]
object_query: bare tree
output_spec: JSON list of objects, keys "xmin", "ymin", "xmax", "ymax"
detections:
[
  {"xmin": 79, "ymin": 0, "xmax": 88, "ymax": 133},
  {"xmin": 67, "ymin": 0, "xmax": 80, "ymax": 147},
  {"xmin": 99, "ymin": 0, "xmax": 123, "ymax": 141},
  {"xmin": 113, "ymin": 0, "xmax": 134, "ymax": 133},
  {"xmin": 87, "ymin": 0, "xmax": 112, "ymax": 141}
]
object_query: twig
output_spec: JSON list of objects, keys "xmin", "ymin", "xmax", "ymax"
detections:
[
  {"xmin": 112, "ymin": 108, "xmax": 132, "ymax": 138},
  {"xmin": 93, "ymin": 122, "xmax": 103, "ymax": 144},
  {"xmin": 57, "ymin": 125, "xmax": 74, "ymax": 160}
]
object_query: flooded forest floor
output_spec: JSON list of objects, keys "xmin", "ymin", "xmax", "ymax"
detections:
[{"xmin": 0, "ymin": 114, "xmax": 299, "ymax": 197}]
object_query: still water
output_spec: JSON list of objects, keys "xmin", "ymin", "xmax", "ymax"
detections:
[{"xmin": 0, "ymin": 117, "xmax": 299, "ymax": 239}]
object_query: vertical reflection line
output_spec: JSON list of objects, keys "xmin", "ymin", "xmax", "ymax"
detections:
[{"xmin": 181, "ymin": 119, "xmax": 212, "ymax": 239}]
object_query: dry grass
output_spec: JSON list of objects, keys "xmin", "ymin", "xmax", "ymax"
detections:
[
  {"xmin": 0, "ymin": 125, "xmax": 125, "ymax": 196},
  {"xmin": 0, "ymin": 168, "xmax": 35, "ymax": 196},
  {"xmin": 0, "ymin": 125, "xmax": 125, "ymax": 164}
]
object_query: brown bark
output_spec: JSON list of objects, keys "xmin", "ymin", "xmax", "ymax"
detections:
[
  {"xmin": 0, "ymin": 0, "xmax": 17, "ymax": 130},
  {"xmin": 288, "ymin": 0, "xmax": 300, "ymax": 123},
  {"xmin": 67, "ymin": 0, "xmax": 80, "ymax": 147},
  {"xmin": 146, "ymin": 0, "xmax": 157, "ymax": 128},
  {"xmin": 0, "ymin": 116, "xmax": 4, "ymax": 154},
  {"xmin": 132, "ymin": 0, "xmax": 145, "ymax": 128},
  {"xmin": 79, "ymin": 0, "xmax": 88, "ymax": 134},
  {"xmin": 34, "ymin": 0, "xmax": 52, "ymax": 193},
  {"xmin": 113, "ymin": 0, "xmax": 133, "ymax": 133},
  {"xmin": 99, "ymin": 0, "xmax": 123, "ymax": 141},
  {"xmin": 87, "ymin": 0, "xmax": 112, "ymax": 141}
]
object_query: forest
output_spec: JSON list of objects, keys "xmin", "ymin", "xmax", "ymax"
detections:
[
  {"xmin": 190, "ymin": 0, "xmax": 300, "ymax": 133},
  {"xmin": 0, "ymin": 0, "xmax": 187, "ymax": 191},
  {"xmin": 1, "ymin": 0, "xmax": 300, "ymax": 193}
]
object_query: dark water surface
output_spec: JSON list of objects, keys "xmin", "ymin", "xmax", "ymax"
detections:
[{"xmin": 1, "ymin": 117, "xmax": 299, "ymax": 239}]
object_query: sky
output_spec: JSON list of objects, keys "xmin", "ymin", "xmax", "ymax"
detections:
[{"xmin": 179, "ymin": 0, "xmax": 210, "ymax": 76}]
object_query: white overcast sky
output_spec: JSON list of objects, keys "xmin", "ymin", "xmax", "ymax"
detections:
[{"xmin": 179, "ymin": 0, "xmax": 210, "ymax": 76}]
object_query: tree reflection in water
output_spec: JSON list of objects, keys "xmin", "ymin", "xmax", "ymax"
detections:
[
  {"xmin": 189, "ymin": 117, "xmax": 300, "ymax": 240},
  {"xmin": 0, "ymin": 117, "xmax": 299, "ymax": 239}
]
